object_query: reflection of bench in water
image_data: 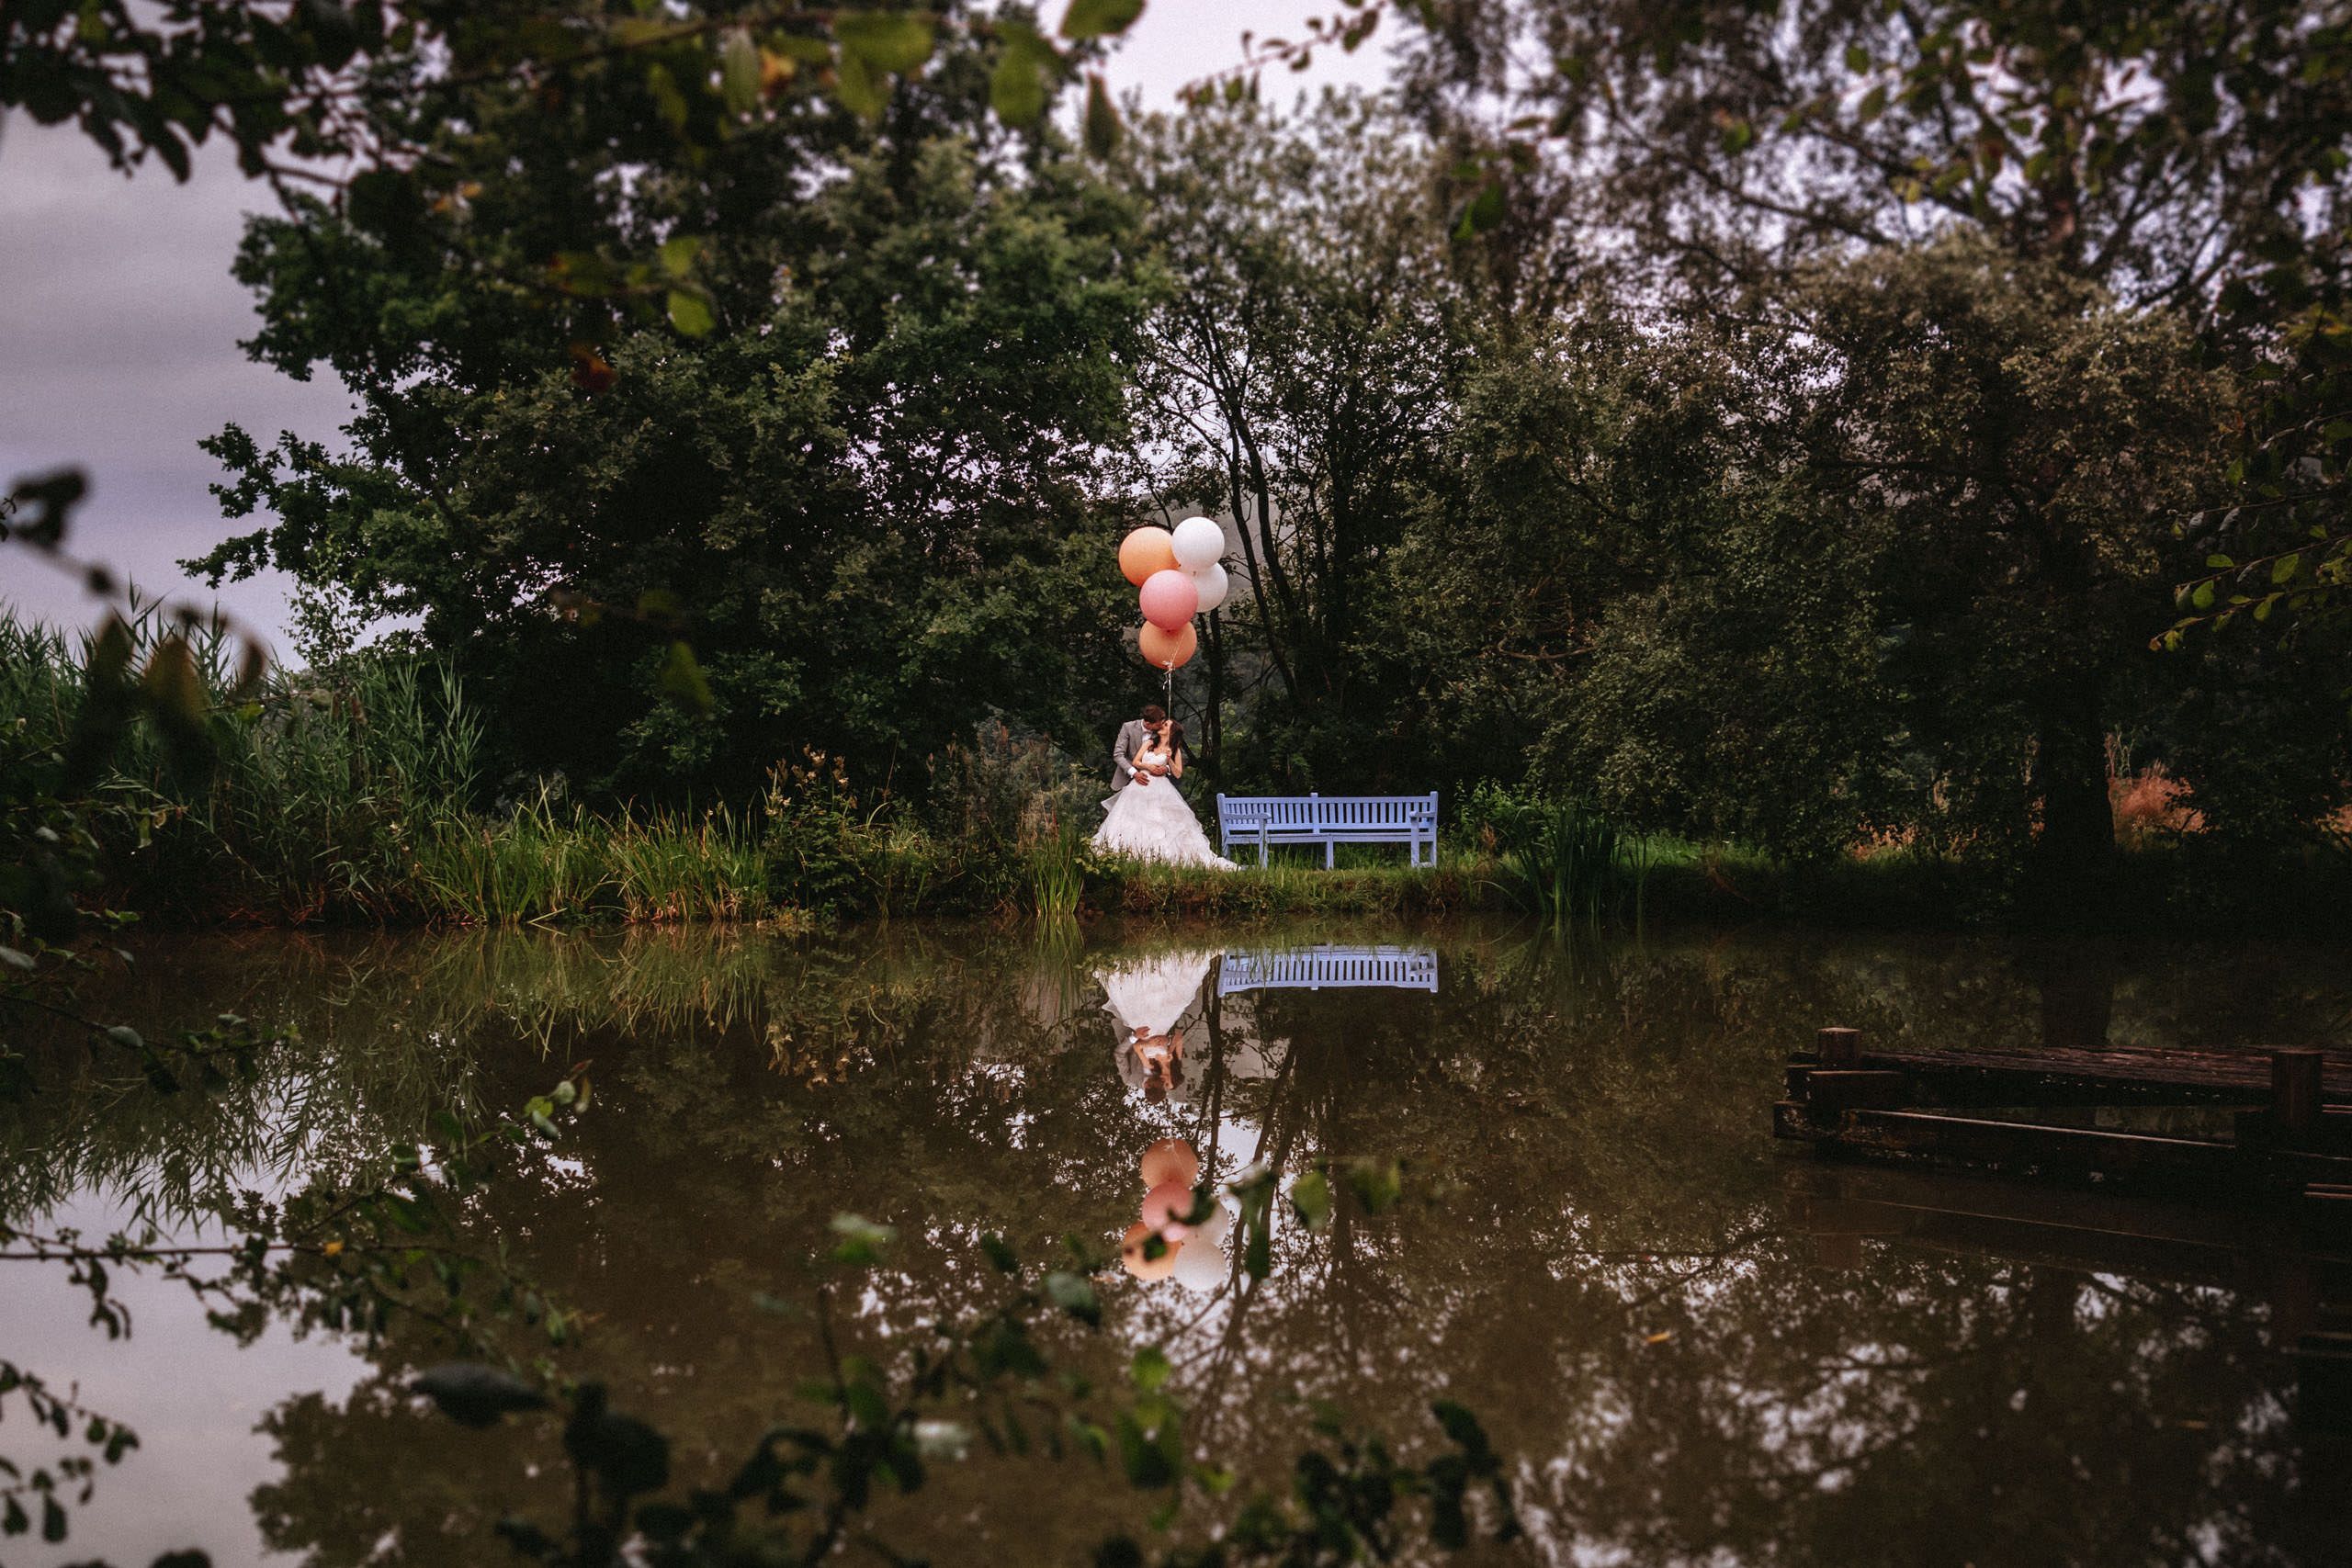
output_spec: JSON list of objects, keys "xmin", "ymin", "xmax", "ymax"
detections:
[{"xmin": 1217, "ymin": 946, "xmax": 1438, "ymax": 995}]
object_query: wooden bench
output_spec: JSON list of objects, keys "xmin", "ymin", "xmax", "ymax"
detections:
[{"xmin": 1215, "ymin": 792, "xmax": 1438, "ymax": 868}]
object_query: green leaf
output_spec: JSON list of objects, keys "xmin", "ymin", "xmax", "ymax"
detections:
[
  {"xmin": 2206, "ymin": 552, "xmax": 2235, "ymax": 569},
  {"xmin": 2273, "ymin": 552, "xmax": 2303, "ymax": 584},
  {"xmin": 836, "ymin": 11, "xmax": 935, "ymax": 73},
  {"xmin": 1044, "ymin": 1270, "xmax": 1100, "ymax": 1325},
  {"xmin": 2190, "ymin": 581, "xmax": 2217, "ymax": 611},
  {"xmin": 989, "ymin": 18, "xmax": 1059, "ymax": 127},
  {"xmin": 1083, "ymin": 72, "xmax": 1121, "ymax": 157},
  {"xmin": 830, "ymin": 1213, "xmax": 895, "ymax": 1265},
  {"xmin": 1454, "ymin": 180, "xmax": 1506, "ymax": 240},
  {"xmin": 644, "ymin": 60, "xmax": 689, "ymax": 134},
  {"xmin": 659, "ymin": 235, "xmax": 702, "ymax": 278},
  {"xmin": 551, "ymin": 251, "xmax": 618, "ymax": 296},
  {"xmin": 1113, "ymin": 1407, "xmax": 1181, "ymax": 1487},
  {"xmin": 666, "ymin": 288, "xmax": 716, "ymax": 337},
  {"xmin": 1288, "ymin": 1169, "xmax": 1331, "ymax": 1231},
  {"xmin": 1130, "ymin": 1346, "xmax": 1171, "ymax": 1393},
  {"xmin": 720, "ymin": 28, "xmax": 761, "ymax": 115},
  {"xmin": 979, "ymin": 1232, "xmax": 1018, "ymax": 1272},
  {"xmin": 1061, "ymin": 0, "xmax": 1145, "ymax": 40},
  {"xmin": 833, "ymin": 48, "xmax": 888, "ymax": 119},
  {"xmin": 1344, "ymin": 1159, "xmax": 1403, "ymax": 1214},
  {"xmin": 657, "ymin": 640, "xmax": 714, "ymax": 714}
]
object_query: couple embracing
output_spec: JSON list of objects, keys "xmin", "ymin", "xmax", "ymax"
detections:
[{"xmin": 1094, "ymin": 703, "xmax": 1237, "ymax": 870}]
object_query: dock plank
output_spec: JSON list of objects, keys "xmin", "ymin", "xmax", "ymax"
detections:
[{"xmin": 1793, "ymin": 1041, "xmax": 2352, "ymax": 1106}]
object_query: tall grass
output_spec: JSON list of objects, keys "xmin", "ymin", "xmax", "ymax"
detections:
[
  {"xmin": 415, "ymin": 792, "xmax": 767, "ymax": 925},
  {"xmin": 5, "ymin": 609, "xmax": 770, "ymax": 926},
  {"xmin": 1465, "ymin": 787, "xmax": 1663, "ymax": 929},
  {"xmin": 5, "ymin": 606, "xmax": 483, "ymax": 919}
]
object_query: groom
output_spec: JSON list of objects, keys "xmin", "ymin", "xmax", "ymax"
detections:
[{"xmin": 1112, "ymin": 704, "xmax": 1166, "ymax": 789}]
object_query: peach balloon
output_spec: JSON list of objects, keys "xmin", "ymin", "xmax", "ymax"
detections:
[
  {"xmin": 1120, "ymin": 1221, "xmax": 1179, "ymax": 1281},
  {"xmin": 1139, "ymin": 569, "xmax": 1199, "ymax": 632},
  {"xmin": 1139, "ymin": 1137, "xmax": 1199, "ymax": 1190},
  {"xmin": 1140, "ymin": 1180, "xmax": 1199, "ymax": 1239},
  {"xmin": 1137, "ymin": 621, "xmax": 1197, "ymax": 670},
  {"xmin": 1118, "ymin": 527, "xmax": 1178, "ymax": 587}
]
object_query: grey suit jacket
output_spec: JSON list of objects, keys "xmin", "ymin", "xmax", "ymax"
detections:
[{"xmin": 1112, "ymin": 719, "xmax": 1152, "ymax": 785}]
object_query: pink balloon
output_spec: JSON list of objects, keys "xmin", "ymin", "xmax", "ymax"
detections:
[
  {"xmin": 1141, "ymin": 1180, "xmax": 1199, "ymax": 1240},
  {"xmin": 1138, "ymin": 569, "xmax": 1199, "ymax": 632}
]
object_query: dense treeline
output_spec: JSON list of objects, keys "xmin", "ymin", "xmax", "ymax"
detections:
[{"xmin": 50, "ymin": 0, "xmax": 2350, "ymax": 908}]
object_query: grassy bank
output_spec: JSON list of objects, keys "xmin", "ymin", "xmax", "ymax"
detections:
[{"xmin": 9, "ymin": 615, "xmax": 2351, "ymax": 936}]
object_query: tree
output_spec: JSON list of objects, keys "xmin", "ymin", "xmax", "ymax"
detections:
[
  {"xmin": 184, "ymin": 17, "xmax": 1156, "ymax": 798},
  {"xmin": 1401, "ymin": 237, "xmax": 2290, "ymax": 879},
  {"xmin": 1394, "ymin": 0, "xmax": 2352, "ymax": 308},
  {"xmin": 1121, "ymin": 93, "xmax": 1468, "ymax": 787}
]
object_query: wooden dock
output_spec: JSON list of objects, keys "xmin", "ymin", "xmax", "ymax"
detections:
[
  {"xmin": 1776, "ymin": 1028, "xmax": 2352, "ymax": 1200},
  {"xmin": 1776, "ymin": 1026, "xmax": 2352, "ymax": 1430}
]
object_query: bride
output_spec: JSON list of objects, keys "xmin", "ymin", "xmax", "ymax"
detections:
[{"xmin": 1094, "ymin": 721, "xmax": 1237, "ymax": 869}]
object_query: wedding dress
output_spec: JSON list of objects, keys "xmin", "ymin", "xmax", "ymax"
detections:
[{"xmin": 1093, "ymin": 747, "xmax": 1237, "ymax": 869}]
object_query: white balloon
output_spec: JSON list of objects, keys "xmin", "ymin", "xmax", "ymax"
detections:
[
  {"xmin": 1189, "ymin": 1201, "xmax": 1232, "ymax": 1248},
  {"xmin": 1188, "ymin": 561, "xmax": 1230, "ymax": 614},
  {"xmin": 1170, "ymin": 1237, "xmax": 1230, "ymax": 1292},
  {"xmin": 1170, "ymin": 515, "xmax": 1227, "ymax": 572}
]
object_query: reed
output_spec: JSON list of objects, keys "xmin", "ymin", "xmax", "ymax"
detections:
[
  {"xmin": 6, "ymin": 613, "xmax": 778, "ymax": 927},
  {"xmin": 412, "ymin": 793, "xmax": 769, "ymax": 926},
  {"xmin": 4, "ymin": 605, "xmax": 483, "ymax": 919}
]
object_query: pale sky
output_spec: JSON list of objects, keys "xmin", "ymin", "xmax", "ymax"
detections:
[{"xmin": 0, "ymin": 3, "xmax": 1395, "ymax": 656}]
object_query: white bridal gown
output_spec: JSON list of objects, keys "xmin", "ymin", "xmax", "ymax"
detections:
[{"xmin": 1093, "ymin": 747, "xmax": 1238, "ymax": 869}]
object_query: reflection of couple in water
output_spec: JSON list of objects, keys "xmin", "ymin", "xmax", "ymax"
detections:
[
  {"xmin": 1095, "ymin": 948, "xmax": 1232, "ymax": 1290},
  {"xmin": 1098, "ymin": 948, "xmax": 1214, "ymax": 1106},
  {"xmin": 1127, "ymin": 1021, "xmax": 1183, "ymax": 1102}
]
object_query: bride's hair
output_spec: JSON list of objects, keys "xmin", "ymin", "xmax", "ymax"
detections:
[{"xmin": 1161, "ymin": 722, "xmax": 1184, "ymax": 753}]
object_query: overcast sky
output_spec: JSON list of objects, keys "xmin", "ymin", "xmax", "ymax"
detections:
[{"xmin": 0, "ymin": 3, "xmax": 1393, "ymax": 658}]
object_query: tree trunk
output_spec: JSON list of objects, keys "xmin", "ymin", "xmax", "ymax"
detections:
[
  {"xmin": 2032, "ymin": 714, "xmax": 2112, "ymax": 893},
  {"xmin": 1204, "ymin": 609, "xmax": 1224, "ymax": 780}
]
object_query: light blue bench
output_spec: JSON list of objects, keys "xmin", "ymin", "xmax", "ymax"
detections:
[
  {"xmin": 1216, "ymin": 792, "xmax": 1439, "ymax": 868},
  {"xmin": 1217, "ymin": 945, "xmax": 1439, "ymax": 995}
]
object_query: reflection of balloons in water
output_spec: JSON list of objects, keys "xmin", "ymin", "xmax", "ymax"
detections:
[
  {"xmin": 1137, "ymin": 621, "xmax": 1197, "ymax": 670},
  {"xmin": 1120, "ymin": 1221, "xmax": 1179, "ymax": 1281},
  {"xmin": 1119, "ymin": 527, "xmax": 1179, "ymax": 587},
  {"xmin": 1139, "ymin": 569, "xmax": 1199, "ymax": 631},
  {"xmin": 1187, "ymin": 1200, "xmax": 1231, "ymax": 1250},
  {"xmin": 1170, "ymin": 515, "xmax": 1226, "ymax": 571},
  {"xmin": 1188, "ymin": 561, "xmax": 1229, "ymax": 614},
  {"xmin": 1140, "ymin": 1180, "xmax": 1198, "ymax": 1239},
  {"xmin": 1140, "ymin": 1138, "xmax": 1199, "ymax": 1190},
  {"xmin": 1170, "ymin": 1234, "xmax": 1228, "ymax": 1292}
]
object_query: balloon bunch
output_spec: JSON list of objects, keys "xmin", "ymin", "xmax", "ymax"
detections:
[
  {"xmin": 1119, "ymin": 516, "xmax": 1228, "ymax": 671},
  {"xmin": 1117, "ymin": 1137, "xmax": 1231, "ymax": 1291}
]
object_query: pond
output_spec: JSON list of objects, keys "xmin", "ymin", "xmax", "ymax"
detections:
[{"xmin": 6, "ymin": 919, "xmax": 2350, "ymax": 1566}]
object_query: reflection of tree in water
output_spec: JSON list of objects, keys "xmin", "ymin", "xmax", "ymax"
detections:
[{"xmin": 11, "ymin": 921, "xmax": 2352, "ymax": 1564}]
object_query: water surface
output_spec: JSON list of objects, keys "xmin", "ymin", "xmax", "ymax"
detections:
[{"xmin": 6, "ymin": 919, "xmax": 2350, "ymax": 1566}]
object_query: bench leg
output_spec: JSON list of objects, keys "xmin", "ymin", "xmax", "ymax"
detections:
[{"xmin": 1258, "ymin": 829, "xmax": 1268, "ymax": 867}]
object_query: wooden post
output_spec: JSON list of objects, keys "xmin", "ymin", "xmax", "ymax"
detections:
[
  {"xmin": 1817, "ymin": 1027, "xmax": 1861, "ymax": 1068},
  {"xmin": 2274, "ymin": 1048, "xmax": 2324, "ymax": 1136}
]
